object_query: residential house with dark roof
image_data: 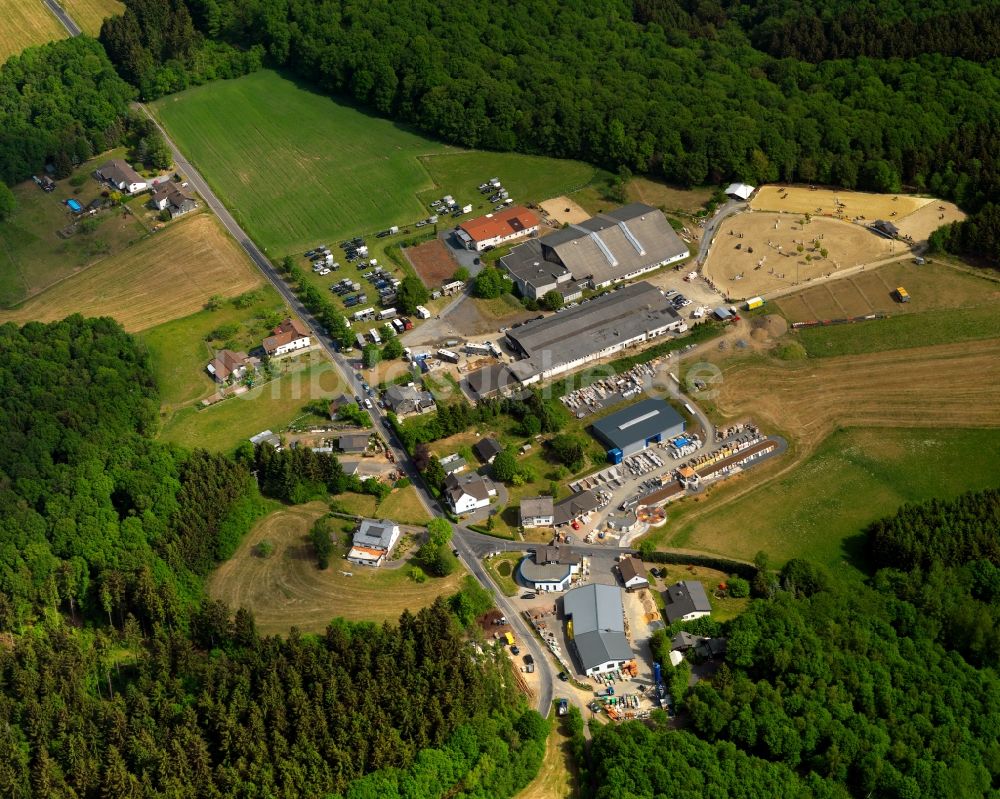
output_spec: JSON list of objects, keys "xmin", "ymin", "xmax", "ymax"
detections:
[
  {"xmin": 473, "ymin": 437, "xmax": 503, "ymax": 464},
  {"xmin": 519, "ymin": 545, "xmax": 581, "ymax": 592},
  {"xmin": 150, "ymin": 182, "xmax": 197, "ymax": 218},
  {"xmin": 337, "ymin": 433, "xmax": 370, "ymax": 454},
  {"xmin": 384, "ymin": 384, "xmax": 436, "ymax": 417},
  {"xmin": 96, "ymin": 159, "xmax": 148, "ymax": 194},
  {"xmin": 664, "ymin": 580, "xmax": 712, "ymax": 624},
  {"xmin": 206, "ymin": 349, "xmax": 258, "ymax": 383},
  {"xmin": 520, "ymin": 496, "xmax": 554, "ymax": 528},
  {"xmin": 617, "ymin": 557, "xmax": 649, "ymax": 592}
]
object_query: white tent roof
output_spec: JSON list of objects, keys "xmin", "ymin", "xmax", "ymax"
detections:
[{"xmin": 725, "ymin": 183, "xmax": 755, "ymax": 200}]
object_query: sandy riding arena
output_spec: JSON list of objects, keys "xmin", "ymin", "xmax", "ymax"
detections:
[
  {"xmin": 703, "ymin": 212, "xmax": 895, "ymax": 299},
  {"xmin": 751, "ymin": 185, "xmax": 933, "ymax": 222},
  {"xmin": 539, "ymin": 196, "xmax": 589, "ymax": 225}
]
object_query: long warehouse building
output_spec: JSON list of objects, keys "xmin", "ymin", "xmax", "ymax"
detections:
[
  {"xmin": 500, "ymin": 203, "xmax": 689, "ymax": 300},
  {"xmin": 505, "ymin": 281, "xmax": 687, "ymax": 385},
  {"xmin": 591, "ymin": 397, "xmax": 685, "ymax": 463}
]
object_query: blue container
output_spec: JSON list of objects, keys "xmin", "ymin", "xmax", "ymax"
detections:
[{"xmin": 66, "ymin": 199, "xmax": 82, "ymax": 212}]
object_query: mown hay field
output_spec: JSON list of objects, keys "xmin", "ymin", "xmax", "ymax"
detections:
[
  {"xmin": 0, "ymin": 213, "xmax": 265, "ymax": 331},
  {"xmin": 207, "ymin": 502, "xmax": 463, "ymax": 634},
  {"xmin": 0, "ymin": 1, "xmax": 66, "ymax": 62},
  {"xmin": 61, "ymin": 0, "xmax": 124, "ymax": 35}
]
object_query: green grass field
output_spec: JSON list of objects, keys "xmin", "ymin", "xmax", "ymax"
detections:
[
  {"xmin": 153, "ymin": 70, "xmax": 602, "ymax": 259},
  {"xmin": 139, "ymin": 287, "xmax": 288, "ymax": 408},
  {"xmin": 0, "ymin": 148, "xmax": 147, "ymax": 307},
  {"xmin": 153, "ymin": 71, "xmax": 450, "ymax": 254},
  {"xmin": 418, "ymin": 151, "xmax": 597, "ymax": 210},
  {"xmin": 158, "ymin": 354, "xmax": 347, "ymax": 452},
  {"xmin": 663, "ymin": 427, "xmax": 1000, "ymax": 580},
  {"xmin": 797, "ymin": 304, "xmax": 1000, "ymax": 358}
]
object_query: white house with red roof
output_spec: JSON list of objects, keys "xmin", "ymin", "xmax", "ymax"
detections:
[{"xmin": 455, "ymin": 206, "xmax": 540, "ymax": 252}]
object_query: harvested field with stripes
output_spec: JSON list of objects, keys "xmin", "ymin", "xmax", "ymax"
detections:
[{"xmin": 0, "ymin": 214, "xmax": 265, "ymax": 331}]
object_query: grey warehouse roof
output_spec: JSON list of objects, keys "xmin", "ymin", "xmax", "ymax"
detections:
[
  {"xmin": 591, "ymin": 398, "xmax": 684, "ymax": 452},
  {"xmin": 506, "ymin": 282, "xmax": 680, "ymax": 381},
  {"xmin": 544, "ymin": 203, "xmax": 688, "ymax": 285},
  {"xmin": 563, "ymin": 584, "xmax": 632, "ymax": 671},
  {"xmin": 465, "ymin": 364, "xmax": 517, "ymax": 397}
]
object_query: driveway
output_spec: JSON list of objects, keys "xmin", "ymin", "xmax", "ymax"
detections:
[{"xmin": 439, "ymin": 229, "xmax": 482, "ymax": 273}]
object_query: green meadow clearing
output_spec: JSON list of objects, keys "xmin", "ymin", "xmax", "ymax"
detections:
[
  {"xmin": 660, "ymin": 427, "xmax": 1000, "ymax": 580},
  {"xmin": 153, "ymin": 70, "xmax": 601, "ymax": 256},
  {"xmin": 158, "ymin": 355, "xmax": 348, "ymax": 452}
]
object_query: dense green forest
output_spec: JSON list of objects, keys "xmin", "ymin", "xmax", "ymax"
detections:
[
  {"xmin": 586, "ymin": 488, "xmax": 1000, "ymax": 798},
  {"xmin": 0, "ymin": 600, "xmax": 543, "ymax": 798},
  {"xmin": 0, "ymin": 316, "xmax": 544, "ymax": 797},
  {"xmin": 0, "ymin": 38, "xmax": 135, "ymax": 185},
  {"xmin": 0, "ymin": 316, "xmax": 264, "ymax": 627}
]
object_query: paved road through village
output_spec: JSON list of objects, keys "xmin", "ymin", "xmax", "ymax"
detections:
[{"xmin": 140, "ymin": 103, "xmax": 563, "ymax": 713}]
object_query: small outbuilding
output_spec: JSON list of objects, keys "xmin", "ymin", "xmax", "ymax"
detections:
[
  {"xmin": 617, "ymin": 557, "xmax": 649, "ymax": 592},
  {"xmin": 725, "ymin": 183, "xmax": 755, "ymax": 201},
  {"xmin": 473, "ymin": 437, "xmax": 503, "ymax": 464}
]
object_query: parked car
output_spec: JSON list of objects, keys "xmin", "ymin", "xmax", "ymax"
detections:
[
  {"xmin": 557, "ymin": 699, "xmax": 568, "ymax": 716},
  {"xmin": 558, "ymin": 671, "xmax": 569, "ymax": 682},
  {"xmin": 510, "ymin": 646, "xmax": 520, "ymax": 655}
]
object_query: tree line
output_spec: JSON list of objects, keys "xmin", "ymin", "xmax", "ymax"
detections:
[
  {"xmin": 585, "ymin": 488, "xmax": 1000, "ymax": 798},
  {"xmin": 0, "ymin": 597, "xmax": 543, "ymax": 798},
  {"xmin": 78, "ymin": 0, "xmax": 997, "ymax": 264},
  {"xmin": 634, "ymin": 0, "xmax": 1000, "ymax": 63}
]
